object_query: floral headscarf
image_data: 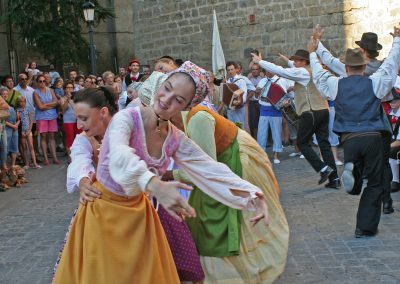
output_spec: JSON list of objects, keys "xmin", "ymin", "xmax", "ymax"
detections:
[{"xmin": 168, "ymin": 61, "xmax": 210, "ymax": 108}]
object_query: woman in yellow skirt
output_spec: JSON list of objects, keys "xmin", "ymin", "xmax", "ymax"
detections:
[
  {"xmin": 53, "ymin": 62, "xmax": 269, "ymax": 284},
  {"xmin": 169, "ymin": 105, "xmax": 289, "ymax": 283}
]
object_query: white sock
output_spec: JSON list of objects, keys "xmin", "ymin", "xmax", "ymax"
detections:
[
  {"xmin": 320, "ymin": 165, "xmax": 328, "ymax": 172},
  {"xmin": 389, "ymin": 158, "xmax": 399, "ymax": 182}
]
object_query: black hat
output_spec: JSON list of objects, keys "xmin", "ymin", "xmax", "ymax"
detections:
[
  {"xmin": 355, "ymin": 32, "xmax": 382, "ymax": 51},
  {"xmin": 391, "ymin": 88, "xmax": 400, "ymax": 101},
  {"xmin": 290, "ymin": 49, "xmax": 310, "ymax": 62}
]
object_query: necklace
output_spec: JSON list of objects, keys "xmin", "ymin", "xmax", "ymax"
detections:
[
  {"xmin": 142, "ymin": 102, "xmax": 169, "ymax": 133},
  {"xmin": 154, "ymin": 112, "xmax": 169, "ymax": 133}
]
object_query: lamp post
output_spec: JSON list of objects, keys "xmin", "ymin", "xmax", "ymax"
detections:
[{"xmin": 83, "ymin": 1, "xmax": 96, "ymax": 75}]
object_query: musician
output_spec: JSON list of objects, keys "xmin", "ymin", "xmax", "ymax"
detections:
[
  {"xmin": 256, "ymin": 72, "xmax": 294, "ymax": 164},
  {"xmin": 252, "ymin": 51, "xmax": 340, "ymax": 188},
  {"xmin": 388, "ymin": 89, "xmax": 400, "ymax": 193},
  {"xmin": 312, "ymin": 26, "xmax": 395, "ymax": 214},
  {"xmin": 236, "ymin": 62, "xmax": 258, "ymax": 134},
  {"xmin": 308, "ymin": 24, "xmax": 400, "ymax": 237},
  {"xmin": 225, "ymin": 61, "xmax": 248, "ymax": 130},
  {"xmin": 247, "ymin": 63, "xmax": 263, "ymax": 138}
]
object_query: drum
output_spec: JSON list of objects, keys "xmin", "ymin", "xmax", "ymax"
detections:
[
  {"xmin": 260, "ymin": 79, "xmax": 299, "ymax": 127},
  {"xmin": 281, "ymin": 99, "xmax": 299, "ymax": 127}
]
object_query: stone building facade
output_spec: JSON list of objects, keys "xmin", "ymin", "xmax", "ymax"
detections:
[
  {"xmin": 133, "ymin": 0, "xmax": 400, "ymax": 72},
  {"xmin": 1, "ymin": 0, "xmax": 399, "ymax": 77}
]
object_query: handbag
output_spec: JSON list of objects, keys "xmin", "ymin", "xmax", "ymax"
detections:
[{"xmin": 0, "ymin": 109, "xmax": 10, "ymax": 121}]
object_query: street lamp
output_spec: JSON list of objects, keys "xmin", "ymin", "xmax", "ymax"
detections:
[{"xmin": 83, "ymin": 1, "xmax": 96, "ymax": 75}]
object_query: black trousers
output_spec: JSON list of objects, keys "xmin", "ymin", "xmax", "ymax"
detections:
[
  {"xmin": 248, "ymin": 100, "xmax": 260, "ymax": 135},
  {"xmin": 297, "ymin": 109, "xmax": 338, "ymax": 179},
  {"xmin": 389, "ymin": 145, "xmax": 400, "ymax": 159},
  {"xmin": 382, "ymin": 133, "xmax": 393, "ymax": 204},
  {"xmin": 343, "ymin": 135, "xmax": 383, "ymax": 232}
]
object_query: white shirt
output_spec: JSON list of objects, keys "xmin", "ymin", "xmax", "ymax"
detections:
[
  {"xmin": 238, "ymin": 74, "xmax": 256, "ymax": 92},
  {"xmin": 66, "ymin": 134, "xmax": 96, "ymax": 193},
  {"xmin": 118, "ymin": 91, "xmax": 128, "ymax": 111},
  {"xmin": 390, "ymin": 108, "xmax": 400, "ymax": 140},
  {"xmin": 122, "ymin": 72, "xmax": 141, "ymax": 92},
  {"xmin": 228, "ymin": 74, "xmax": 248, "ymax": 103},
  {"xmin": 258, "ymin": 60, "xmax": 310, "ymax": 86},
  {"xmin": 395, "ymin": 75, "xmax": 400, "ymax": 89},
  {"xmin": 316, "ymin": 42, "xmax": 347, "ymax": 77},
  {"xmin": 310, "ymin": 37, "xmax": 400, "ymax": 101},
  {"xmin": 257, "ymin": 76, "xmax": 294, "ymax": 106}
]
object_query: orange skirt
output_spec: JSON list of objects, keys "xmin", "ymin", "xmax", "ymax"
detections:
[{"xmin": 53, "ymin": 182, "xmax": 179, "ymax": 284}]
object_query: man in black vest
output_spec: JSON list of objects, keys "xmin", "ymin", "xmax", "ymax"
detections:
[
  {"xmin": 124, "ymin": 59, "xmax": 143, "ymax": 105},
  {"xmin": 388, "ymin": 89, "xmax": 400, "ymax": 192},
  {"xmin": 313, "ymin": 26, "xmax": 394, "ymax": 214},
  {"xmin": 308, "ymin": 24, "xmax": 400, "ymax": 238}
]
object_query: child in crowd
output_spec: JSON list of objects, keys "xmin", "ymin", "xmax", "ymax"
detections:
[
  {"xmin": 5, "ymin": 98, "xmax": 19, "ymax": 168},
  {"xmin": 16, "ymin": 96, "xmax": 41, "ymax": 169}
]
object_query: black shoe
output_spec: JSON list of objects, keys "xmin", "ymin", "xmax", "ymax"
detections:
[
  {"xmin": 391, "ymin": 181, "xmax": 400, "ymax": 193},
  {"xmin": 383, "ymin": 200, "xmax": 394, "ymax": 214},
  {"xmin": 318, "ymin": 167, "xmax": 333, "ymax": 184},
  {"xmin": 355, "ymin": 228, "xmax": 378, "ymax": 238},
  {"xmin": 325, "ymin": 178, "xmax": 341, "ymax": 189}
]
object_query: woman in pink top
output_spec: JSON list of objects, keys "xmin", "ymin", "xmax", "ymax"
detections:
[{"xmin": 53, "ymin": 62, "xmax": 269, "ymax": 284}]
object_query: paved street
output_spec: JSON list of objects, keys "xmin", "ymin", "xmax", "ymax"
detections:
[{"xmin": 1, "ymin": 148, "xmax": 400, "ymax": 283}]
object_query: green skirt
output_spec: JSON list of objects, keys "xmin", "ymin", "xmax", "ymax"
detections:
[{"xmin": 186, "ymin": 138, "xmax": 242, "ymax": 257}]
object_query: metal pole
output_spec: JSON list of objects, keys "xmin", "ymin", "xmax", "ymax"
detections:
[{"xmin": 88, "ymin": 23, "xmax": 96, "ymax": 75}]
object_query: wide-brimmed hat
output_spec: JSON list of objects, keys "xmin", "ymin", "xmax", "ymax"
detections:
[
  {"xmin": 391, "ymin": 88, "xmax": 400, "ymax": 101},
  {"xmin": 355, "ymin": 32, "xmax": 382, "ymax": 51},
  {"xmin": 340, "ymin": 48, "xmax": 369, "ymax": 66},
  {"xmin": 289, "ymin": 49, "xmax": 310, "ymax": 62}
]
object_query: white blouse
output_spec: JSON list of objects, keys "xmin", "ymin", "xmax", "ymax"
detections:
[
  {"xmin": 108, "ymin": 109, "xmax": 262, "ymax": 210},
  {"xmin": 66, "ymin": 134, "xmax": 95, "ymax": 193}
]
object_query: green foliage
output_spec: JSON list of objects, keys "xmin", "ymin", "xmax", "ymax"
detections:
[{"xmin": 1, "ymin": 0, "xmax": 114, "ymax": 69}]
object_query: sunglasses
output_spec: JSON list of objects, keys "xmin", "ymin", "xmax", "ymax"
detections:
[
  {"xmin": 20, "ymin": 78, "xmax": 28, "ymax": 81},
  {"xmin": 38, "ymin": 80, "xmax": 46, "ymax": 83}
]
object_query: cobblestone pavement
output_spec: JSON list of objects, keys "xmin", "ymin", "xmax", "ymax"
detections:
[{"xmin": 1, "ymin": 148, "xmax": 400, "ymax": 283}]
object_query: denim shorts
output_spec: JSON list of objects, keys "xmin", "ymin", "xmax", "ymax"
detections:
[{"xmin": 6, "ymin": 128, "xmax": 18, "ymax": 154}]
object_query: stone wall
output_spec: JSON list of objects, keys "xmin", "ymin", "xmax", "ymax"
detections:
[
  {"xmin": 2, "ymin": 0, "xmax": 399, "ymax": 77},
  {"xmin": 0, "ymin": 0, "xmax": 135, "ymax": 77},
  {"xmin": 132, "ymin": 0, "xmax": 400, "ymax": 72}
]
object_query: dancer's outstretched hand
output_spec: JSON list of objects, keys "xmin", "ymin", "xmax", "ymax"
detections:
[
  {"xmin": 307, "ymin": 36, "xmax": 319, "ymax": 53},
  {"xmin": 312, "ymin": 24, "xmax": 324, "ymax": 40},
  {"xmin": 278, "ymin": 53, "xmax": 289, "ymax": 63},
  {"xmin": 251, "ymin": 53, "xmax": 262, "ymax": 63},
  {"xmin": 250, "ymin": 192, "xmax": 269, "ymax": 227},
  {"xmin": 390, "ymin": 23, "xmax": 400, "ymax": 38},
  {"xmin": 148, "ymin": 178, "xmax": 196, "ymax": 221}
]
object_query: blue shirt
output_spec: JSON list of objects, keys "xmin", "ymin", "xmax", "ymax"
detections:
[
  {"xmin": 35, "ymin": 88, "xmax": 57, "ymax": 121},
  {"xmin": 63, "ymin": 101, "xmax": 77, "ymax": 123}
]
